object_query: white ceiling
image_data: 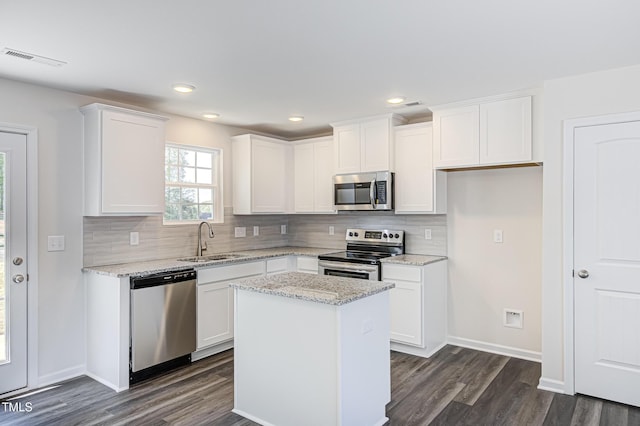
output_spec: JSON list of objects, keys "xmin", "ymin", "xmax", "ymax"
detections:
[{"xmin": 2, "ymin": 1, "xmax": 640, "ymax": 139}]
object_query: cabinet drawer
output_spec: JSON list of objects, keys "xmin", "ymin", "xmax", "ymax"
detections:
[
  {"xmin": 266, "ymin": 257, "xmax": 289, "ymax": 274},
  {"xmin": 382, "ymin": 264, "xmax": 421, "ymax": 282},
  {"xmin": 198, "ymin": 260, "xmax": 264, "ymax": 284}
]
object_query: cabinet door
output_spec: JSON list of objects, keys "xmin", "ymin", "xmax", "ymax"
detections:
[
  {"xmin": 101, "ymin": 110, "xmax": 165, "ymax": 214},
  {"xmin": 333, "ymin": 124, "xmax": 361, "ymax": 174},
  {"xmin": 433, "ymin": 105, "xmax": 480, "ymax": 168},
  {"xmin": 360, "ymin": 118, "xmax": 391, "ymax": 172},
  {"xmin": 313, "ymin": 139, "xmax": 335, "ymax": 212},
  {"xmin": 479, "ymin": 96, "xmax": 532, "ymax": 165},
  {"xmin": 197, "ymin": 282, "xmax": 234, "ymax": 349},
  {"xmin": 394, "ymin": 124, "xmax": 435, "ymax": 213},
  {"xmin": 388, "ymin": 280, "xmax": 423, "ymax": 346},
  {"xmin": 294, "ymin": 143, "xmax": 315, "ymax": 212},
  {"xmin": 251, "ymin": 139, "xmax": 287, "ymax": 212}
]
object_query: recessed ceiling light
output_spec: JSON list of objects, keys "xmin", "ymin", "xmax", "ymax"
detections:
[
  {"xmin": 202, "ymin": 113, "xmax": 220, "ymax": 119},
  {"xmin": 289, "ymin": 116, "xmax": 304, "ymax": 122},
  {"xmin": 386, "ymin": 96, "xmax": 406, "ymax": 105},
  {"xmin": 173, "ymin": 83, "xmax": 195, "ymax": 93}
]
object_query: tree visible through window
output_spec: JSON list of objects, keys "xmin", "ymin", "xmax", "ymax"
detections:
[{"xmin": 164, "ymin": 144, "xmax": 223, "ymax": 223}]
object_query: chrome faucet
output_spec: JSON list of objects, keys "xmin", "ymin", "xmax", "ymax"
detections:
[{"xmin": 197, "ymin": 221, "xmax": 215, "ymax": 257}]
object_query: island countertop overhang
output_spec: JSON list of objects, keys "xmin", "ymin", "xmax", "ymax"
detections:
[{"xmin": 230, "ymin": 271, "xmax": 394, "ymax": 306}]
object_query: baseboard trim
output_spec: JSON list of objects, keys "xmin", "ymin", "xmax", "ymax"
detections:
[
  {"xmin": 37, "ymin": 364, "xmax": 85, "ymax": 388},
  {"xmin": 447, "ymin": 336, "xmax": 541, "ymax": 363},
  {"xmin": 538, "ymin": 377, "xmax": 566, "ymax": 394},
  {"xmin": 232, "ymin": 408, "xmax": 276, "ymax": 426},
  {"xmin": 84, "ymin": 371, "xmax": 128, "ymax": 393},
  {"xmin": 191, "ymin": 340, "xmax": 234, "ymax": 362},
  {"xmin": 391, "ymin": 341, "xmax": 447, "ymax": 359}
]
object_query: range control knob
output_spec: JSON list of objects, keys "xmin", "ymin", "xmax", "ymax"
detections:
[
  {"xmin": 394, "ymin": 233, "xmax": 400, "ymax": 239},
  {"xmin": 348, "ymin": 232, "xmax": 353, "ymax": 237},
  {"xmin": 354, "ymin": 232, "xmax": 359, "ymax": 237},
  {"xmin": 383, "ymin": 233, "xmax": 388, "ymax": 238}
]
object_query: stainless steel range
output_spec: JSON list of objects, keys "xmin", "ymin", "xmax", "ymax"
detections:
[{"xmin": 318, "ymin": 228, "xmax": 405, "ymax": 281}]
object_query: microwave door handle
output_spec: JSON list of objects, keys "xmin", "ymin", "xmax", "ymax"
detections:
[{"xmin": 370, "ymin": 179, "xmax": 376, "ymax": 209}]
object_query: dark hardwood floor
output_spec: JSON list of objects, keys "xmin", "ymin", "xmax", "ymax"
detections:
[{"xmin": 2, "ymin": 345, "xmax": 639, "ymax": 425}]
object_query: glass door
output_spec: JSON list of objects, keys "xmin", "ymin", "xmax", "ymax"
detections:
[{"xmin": 0, "ymin": 131, "xmax": 28, "ymax": 395}]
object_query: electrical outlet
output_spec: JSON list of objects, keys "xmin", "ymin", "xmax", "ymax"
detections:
[
  {"xmin": 129, "ymin": 232, "xmax": 139, "ymax": 246},
  {"xmin": 253, "ymin": 226, "xmax": 259, "ymax": 236},
  {"xmin": 281, "ymin": 225, "xmax": 287, "ymax": 235},
  {"xmin": 329, "ymin": 226, "xmax": 335, "ymax": 235},
  {"xmin": 235, "ymin": 227, "xmax": 246, "ymax": 238},
  {"xmin": 503, "ymin": 309, "xmax": 523, "ymax": 329},
  {"xmin": 493, "ymin": 229, "xmax": 503, "ymax": 243},
  {"xmin": 424, "ymin": 229, "xmax": 432, "ymax": 240}
]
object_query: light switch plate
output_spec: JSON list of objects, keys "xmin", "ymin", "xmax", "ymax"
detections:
[
  {"xmin": 493, "ymin": 229, "xmax": 503, "ymax": 243},
  {"xmin": 424, "ymin": 229, "xmax": 432, "ymax": 240},
  {"xmin": 329, "ymin": 226, "xmax": 335, "ymax": 236},
  {"xmin": 47, "ymin": 235, "xmax": 65, "ymax": 252},
  {"xmin": 253, "ymin": 226, "xmax": 259, "ymax": 236},
  {"xmin": 281, "ymin": 225, "xmax": 287, "ymax": 235}
]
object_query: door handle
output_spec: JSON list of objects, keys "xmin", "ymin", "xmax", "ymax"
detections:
[
  {"xmin": 577, "ymin": 269, "xmax": 589, "ymax": 279},
  {"xmin": 13, "ymin": 257, "xmax": 23, "ymax": 266},
  {"xmin": 370, "ymin": 179, "xmax": 376, "ymax": 209},
  {"xmin": 12, "ymin": 274, "xmax": 25, "ymax": 284}
]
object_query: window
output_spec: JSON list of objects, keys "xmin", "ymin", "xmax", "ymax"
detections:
[{"xmin": 164, "ymin": 143, "xmax": 223, "ymax": 223}]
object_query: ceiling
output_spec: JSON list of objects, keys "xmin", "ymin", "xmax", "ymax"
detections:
[{"xmin": 2, "ymin": 1, "xmax": 640, "ymax": 139}]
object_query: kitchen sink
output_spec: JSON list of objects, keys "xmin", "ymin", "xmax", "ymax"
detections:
[{"xmin": 177, "ymin": 253, "xmax": 247, "ymax": 263}]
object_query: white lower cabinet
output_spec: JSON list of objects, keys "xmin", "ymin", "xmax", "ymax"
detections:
[
  {"xmin": 383, "ymin": 260, "xmax": 447, "ymax": 358},
  {"xmin": 295, "ymin": 256, "xmax": 318, "ymax": 274},
  {"xmin": 196, "ymin": 261, "xmax": 264, "ymax": 350},
  {"xmin": 266, "ymin": 257, "xmax": 290, "ymax": 276}
]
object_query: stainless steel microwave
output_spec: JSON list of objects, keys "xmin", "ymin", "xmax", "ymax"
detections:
[{"xmin": 333, "ymin": 171, "xmax": 393, "ymax": 211}]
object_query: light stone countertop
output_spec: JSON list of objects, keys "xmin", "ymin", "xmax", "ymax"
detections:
[
  {"xmin": 230, "ymin": 271, "xmax": 394, "ymax": 306},
  {"xmin": 82, "ymin": 246, "xmax": 337, "ymax": 278},
  {"xmin": 380, "ymin": 254, "xmax": 447, "ymax": 266}
]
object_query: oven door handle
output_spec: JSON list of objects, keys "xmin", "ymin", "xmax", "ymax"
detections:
[
  {"xmin": 318, "ymin": 260, "xmax": 378, "ymax": 273},
  {"xmin": 370, "ymin": 178, "xmax": 376, "ymax": 209}
]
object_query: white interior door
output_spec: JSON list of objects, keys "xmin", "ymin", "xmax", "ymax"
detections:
[
  {"xmin": 574, "ymin": 120, "xmax": 640, "ymax": 407},
  {"xmin": 0, "ymin": 131, "xmax": 28, "ymax": 395}
]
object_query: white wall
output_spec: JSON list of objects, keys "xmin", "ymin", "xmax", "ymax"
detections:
[
  {"xmin": 447, "ymin": 167, "xmax": 542, "ymax": 356},
  {"xmin": 541, "ymin": 64, "xmax": 640, "ymax": 388},
  {"xmin": 0, "ymin": 77, "xmax": 249, "ymax": 386}
]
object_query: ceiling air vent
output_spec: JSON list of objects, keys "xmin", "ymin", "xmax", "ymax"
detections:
[{"xmin": 2, "ymin": 47, "xmax": 66, "ymax": 67}]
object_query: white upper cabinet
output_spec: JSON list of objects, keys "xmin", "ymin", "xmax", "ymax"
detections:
[
  {"xmin": 332, "ymin": 114, "xmax": 406, "ymax": 174},
  {"xmin": 394, "ymin": 123, "xmax": 446, "ymax": 214},
  {"xmin": 432, "ymin": 95, "xmax": 532, "ymax": 169},
  {"xmin": 294, "ymin": 136, "xmax": 334, "ymax": 213},
  {"xmin": 232, "ymin": 134, "xmax": 293, "ymax": 214},
  {"xmin": 81, "ymin": 103, "xmax": 168, "ymax": 216}
]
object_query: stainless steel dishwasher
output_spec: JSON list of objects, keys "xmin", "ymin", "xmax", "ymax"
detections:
[{"xmin": 130, "ymin": 268, "xmax": 197, "ymax": 384}]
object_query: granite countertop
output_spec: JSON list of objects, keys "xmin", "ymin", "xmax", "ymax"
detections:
[
  {"xmin": 83, "ymin": 246, "xmax": 337, "ymax": 278},
  {"xmin": 230, "ymin": 271, "xmax": 394, "ymax": 306},
  {"xmin": 380, "ymin": 254, "xmax": 447, "ymax": 266}
]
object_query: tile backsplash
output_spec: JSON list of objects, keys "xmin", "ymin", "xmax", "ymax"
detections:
[{"xmin": 83, "ymin": 208, "xmax": 446, "ymax": 267}]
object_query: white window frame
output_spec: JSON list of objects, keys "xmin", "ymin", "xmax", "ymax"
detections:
[{"xmin": 164, "ymin": 142, "xmax": 224, "ymax": 224}]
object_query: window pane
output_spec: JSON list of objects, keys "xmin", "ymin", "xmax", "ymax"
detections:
[
  {"xmin": 165, "ymin": 165, "xmax": 179, "ymax": 183},
  {"xmin": 181, "ymin": 187, "xmax": 197, "ymax": 203},
  {"xmin": 197, "ymin": 152, "xmax": 212, "ymax": 168},
  {"xmin": 196, "ymin": 168, "xmax": 212, "ymax": 184},
  {"xmin": 165, "ymin": 186, "xmax": 181, "ymax": 204},
  {"xmin": 181, "ymin": 150, "xmax": 196, "ymax": 167},
  {"xmin": 165, "ymin": 204, "xmax": 180, "ymax": 221},
  {"xmin": 181, "ymin": 204, "xmax": 198, "ymax": 221},
  {"xmin": 180, "ymin": 167, "xmax": 196, "ymax": 183},
  {"xmin": 199, "ymin": 204, "xmax": 213, "ymax": 220},
  {"xmin": 165, "ymin": 147, "xmax": 179, "ymax": 165},
  {"xmin": 198, "ymin": 188, "xmax": 213, "ymax": 203}
]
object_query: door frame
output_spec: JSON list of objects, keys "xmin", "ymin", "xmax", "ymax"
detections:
[
  {"xmin": 562, "ymin": 110, "xmax": 640, "ymax": 396},
  {"xmin": 0, "ymin": 122, "xmax": 38, "ymax": 393}
]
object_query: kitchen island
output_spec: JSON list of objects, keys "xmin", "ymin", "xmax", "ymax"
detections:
[{"xmin": 230, "ymin": 272, "xmax": 394, "ymax": 426}]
